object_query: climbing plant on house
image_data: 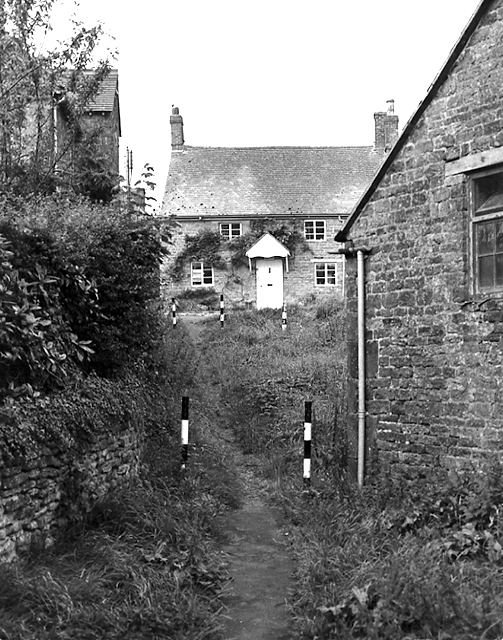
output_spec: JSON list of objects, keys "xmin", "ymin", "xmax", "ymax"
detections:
[
  {"xmin": 171, "ymin": 229, "xmax": 226, "ymax": 280},
  {"xmin": 173, "ymin": 219, "xmax": 308, "ymax": 278}
]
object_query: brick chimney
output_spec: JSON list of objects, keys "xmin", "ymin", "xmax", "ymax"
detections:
[
  {"xmin": 170, "ymin": 106, "xmax": 184, "ymax": 150},
  {"xmin": 374, "ymin": 100, "xmax": 399, "ymax": 152}
]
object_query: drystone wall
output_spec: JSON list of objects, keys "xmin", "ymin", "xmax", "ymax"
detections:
[
  {"xmin": 344, "ymin": 0, "xmax": 503, "ymax": 478},
  {"xmin": 0, "ymin": 427, "xmax": 142, "ymax": 563}
]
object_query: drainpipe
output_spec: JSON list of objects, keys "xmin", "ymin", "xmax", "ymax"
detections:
[
  {"xmin": 335, "ymin": 242, "xmax": 369, "ymax": 487},
  {"xmin": 357, "ymin": 250, "xmax": 366, "ymax": 488}
]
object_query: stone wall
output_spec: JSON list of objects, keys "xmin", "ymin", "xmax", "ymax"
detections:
[
  {"xmin": 0, "ymin": 426, "xmax": 142, "ymax": 563},
  {"xmin": 344, "ymin": 0, "xmax": 503, "ymax": 478}
]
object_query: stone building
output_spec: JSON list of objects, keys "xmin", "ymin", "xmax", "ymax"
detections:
[
  {"xmin": 53, "ymin": 69, "xmax": 121, "ymax": 187},
  {"xmin": 160, "ymin": 106, "xmax": 397, "ymax": 309},
  {"xmin": 335, "ymin": 0, "xmax": 503, "ymax": 482}
]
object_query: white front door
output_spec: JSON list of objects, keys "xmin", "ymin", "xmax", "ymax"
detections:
[{"xmin": 256, "ymin": 258, "xmax": 283, "ymax": 309}]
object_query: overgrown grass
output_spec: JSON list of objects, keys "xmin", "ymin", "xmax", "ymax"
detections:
[
  {"xmin": 0, "ymin": 319, "xmax": 241, "ymax": 640},
  {"xmin": 190, "ymin": 303, "xmax": 503, "ymax": 640},
  {"xmin": 199, "ymin": 304, "xmax": 347, "ymax": 486}
]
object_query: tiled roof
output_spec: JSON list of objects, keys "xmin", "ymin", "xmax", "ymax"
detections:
[
  {"xmin": 162, "ymin": 145, "xmax": 384, "ymax": 218},
  {"xmin": 85, "ymin": 69, "xmax": 119, "ymax": 112}
]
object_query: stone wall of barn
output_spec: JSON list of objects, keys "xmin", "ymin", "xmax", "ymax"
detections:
[
  {"xmin": 344, "ymin": 0, "xmax": 503, "ymax": 478},
  {"xmin": 0, "ymin": 427, "xmax": 142, "ymax": 563},
  {"xmin": 161, "ymin": 217, "xmax": 345, "ymax": 308}
]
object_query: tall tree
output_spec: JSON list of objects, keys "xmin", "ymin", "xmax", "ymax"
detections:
[{"xmin": 0, "ymin": 0, "xmax": 114, "ymax": 194}]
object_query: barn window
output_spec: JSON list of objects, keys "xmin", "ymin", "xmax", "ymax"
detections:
[
  {"xmin": 220, "ymin": 223, "xmax": 242, "ymax": 239},
  {"xmin": 314, "ymin": 260, "xmax": 344, "ymax": 290},
  {"xmin": 471, "ymin": 168, "xmax": 503, "ymax": 294},
  {"xmin": 305, "ymin": 220, "xmax": 326, "ymax": 241},
  {"xmin": 191, "ymin": 262, "xmax": 214, "ymax": 287}
]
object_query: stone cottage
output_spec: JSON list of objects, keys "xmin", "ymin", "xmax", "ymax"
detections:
[
  {"xmin": 335, "ymin": 0, "xmax": 503, "ymax": 483},
  {"xmin": 160, "ymin": 106, "xmax": 398, "ymax": 309}
]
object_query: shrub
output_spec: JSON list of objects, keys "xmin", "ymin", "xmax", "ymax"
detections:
[{"xmin": 0, "ymin": 194, "xmax": 170, "ymax": 387}]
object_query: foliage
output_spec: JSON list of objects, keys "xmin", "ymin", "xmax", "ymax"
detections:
[
  {"xmin": 171, "ymin": 229, "xmax": 225, "ymax": 281},
  {"xmin": 228, "ymin": 218, "xmax": 308, "ymax": 268},
  {"xmin": 0, "ymin": 373, "xmax": 144, "ymax": 461},
  {"xmin": 0, "ymin": 467, "xmax": 230, "ymax": 640},
  {"xmin": 0, "ymin": 228, "xmax": 96, "ymax": 400},
  {"xmin": 0, "ymin": 317, "xmax": 241, "ymax": 640},
  {"xmin": 182, "ymin": 306, "xmax": 503, "ymax": 639},
  {"xmin": 0, "ymin": 0, "xmax": 116, "ymax": 196},
  {"xmin": 0, "ymin": 193, "xmax": 170, "ymax": 396},
  {"xmin": 171, "ymin": 219, "xmax": 308, "ymax": 278},
  {"xmin": 197, "ymin": 303, "xmax": 345, "ymax": 474}
]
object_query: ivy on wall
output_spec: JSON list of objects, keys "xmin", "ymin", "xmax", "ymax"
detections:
[
  {"xmin": 172, "ymin": 219, "xmax": 309, "ymax": 279},
  {"xmin": 171, "ymin": 230, "xmax": 226, "ymax": 280}
]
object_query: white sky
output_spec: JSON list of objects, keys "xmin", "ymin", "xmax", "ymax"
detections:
[{"xmin": 49, "ymin": 0, "xmax": 482, "ymax": 208}]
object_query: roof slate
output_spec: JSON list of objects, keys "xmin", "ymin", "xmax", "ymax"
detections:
[
  {"xmin": 162, "ymin": 145, "xmax": 384, "ymax": 218},
  {"xmin": 86, "ymin": 69, "xmax": 119, "ymax": 112}
]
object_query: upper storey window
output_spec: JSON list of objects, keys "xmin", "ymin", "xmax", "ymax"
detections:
[
  {"xmin": 220, "ymin": 223, "xmax": 242, "ymax": 239},
  {"xmin": 304, "ymin": 220, "xmax": 326, "ymax": 241},
  {"xmin": 472, "ymin": 168, "xmax": 503, "ymax": 294}
]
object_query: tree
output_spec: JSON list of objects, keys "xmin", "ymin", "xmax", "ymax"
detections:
[{"xmin": 0, "ymin": 0, "xmax": 115, "ymax": 194}]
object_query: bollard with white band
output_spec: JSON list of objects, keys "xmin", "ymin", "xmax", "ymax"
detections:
[
  {"xmin": 220, "ymin": 294, "xmax": 225, "ymax": 328},
  {"xmin": 304, "ymin": 401, "xmax": 312, "ymax": 486},
  {"xmin": 282, "ymin": 303, "xmax": 287, "ymax": 331},
  {"xmin": 181, "ymin": 396, "xmax": 189, "ymax": 469},
  {"xmin": 172, "ymin": 297, "xmax": 177, "ymax": 328}
]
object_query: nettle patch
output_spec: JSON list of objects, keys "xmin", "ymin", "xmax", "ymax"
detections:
[{"xmin": 171, "ymin": 219, "xmax": 308, "ymax": 279}]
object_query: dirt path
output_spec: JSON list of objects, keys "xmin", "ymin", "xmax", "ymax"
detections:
[{"xmin": 180, "ymin": 314, "xmax": 295, "ymax": 640}]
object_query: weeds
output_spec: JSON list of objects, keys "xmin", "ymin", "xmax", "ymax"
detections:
[
  {"xmin": 0, "ymin": 317, "xmax": 239, "ymax": 640},
  {"xmin": 189, "ymin": 304, "xmax": 503, "ymax": 639}
]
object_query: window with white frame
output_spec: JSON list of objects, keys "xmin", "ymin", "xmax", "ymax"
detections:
[
  {"xmin": 314, "ymin": 261, "xmax": 344, "ymax": 290},
  {"xmin": 220, "ymin": 222, "xmax": 242, "ymax": 239},
  {"xmin": 191, "ymin": 262, "xmax": 214, "ymax": 287},
  {"xmin": 304, "ymin": 220, "xmax": 326, "ymax": 241},
  {"xmin": 471, "ymin": 167, "xmax": 503, "ymax": 294}
]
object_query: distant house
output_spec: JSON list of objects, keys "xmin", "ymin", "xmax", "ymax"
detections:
[
  {"xmin": 335, "ymin": 0, "xmax": 503, "ymax": 482},
  {"xmin": 53, "ymin": 69, "xmax": 121, "ymax": 190},
  {"xmin": 160, "ymin": 106, "xmax": 397, "ymax": 309}
]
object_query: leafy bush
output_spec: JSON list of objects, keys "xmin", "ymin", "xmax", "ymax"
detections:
[
  {"xmin": 0, "ymin": 194, "xmax": 169, "ymax": 391},
  {"xmin": 0, "ymin": 230, "xmax": 96, "ymax": 399}
]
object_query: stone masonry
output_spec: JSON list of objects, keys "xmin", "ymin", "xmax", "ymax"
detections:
[
  {"xmin": 343, "ymin": 0, "xmax": 503, "ymax": 478},
  {"xmin": 0, "ymin": 426, "xmax": 142, "ymax": 563}
]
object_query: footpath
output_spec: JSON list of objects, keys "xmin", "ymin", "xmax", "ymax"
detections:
[{"xmin": 181, "ymin": 314, "xmax": 295, "ymax": 640}]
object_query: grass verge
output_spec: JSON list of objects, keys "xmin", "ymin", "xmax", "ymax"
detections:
[
  {"xmin": 0, "ymin": 320, "xmax": 242, "ymax": 640},
  {"xmin": 191, "ymin": 303, "xmax": 503, "ymax": 640}
]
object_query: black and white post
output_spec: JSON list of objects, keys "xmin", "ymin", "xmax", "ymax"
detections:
[
  {"xmin": 282, "ymin": 302, "xmax": 287, "ymax": 331},
  {"xmin": 304, "ymin": 401, "xmax": 312, "ymax": 486},
  {"xmin": 220, "ymin": 293, "xmax": 225, "ymax": 328},
  {"xmin": 172, "ymin": 297, "xmax": 177, "ymax": 328},
  {"xmin": 181, "ymin": 396, "xmax": 189, "ymax": 470}
]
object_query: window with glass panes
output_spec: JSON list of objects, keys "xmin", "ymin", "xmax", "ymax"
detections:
[
  {"xmin": 471, "ymin": 168, "xmax": 503, "ymax": 294},
  {"xmin": 191, "ymin": 262, "xmax": 214, "ymax": 287},
  {"xmin": 304, "ymin": 220, "xmax": 326, "ymax": 241},
  {"xmin": 314, "ymin": 261, "xmax": 344, "ymax": 289},
  {"xmin": 220, "ymin": 223, "xmax": 242, "ymax": 239}
]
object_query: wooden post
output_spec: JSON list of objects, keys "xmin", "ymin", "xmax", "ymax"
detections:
[
  {"xmin": 220, "ymin": 293, "xmax": 225, "ymax": 328},
  {"xmin": 282, "ymin": 302, "xmax": 287, "ymax": 331},
  {"xmin": 172, "ymin": 297, "xmax": 177, "ymax": 328},
  {"xmin": 304, "ymin": 401, "xmax": 312, "ymax": 487},
  {"xmin": 181, "ymin": 396, "xmax": 189, "ymax": 469}
]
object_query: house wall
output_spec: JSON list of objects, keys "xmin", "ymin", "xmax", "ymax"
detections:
[
  {"xmin": 161, "ymin": 217, "xmax": 346, "ymax": 307},
  {"xmin": 344, "ymin": 0, "xmax": 503, "ymax": 478}
]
